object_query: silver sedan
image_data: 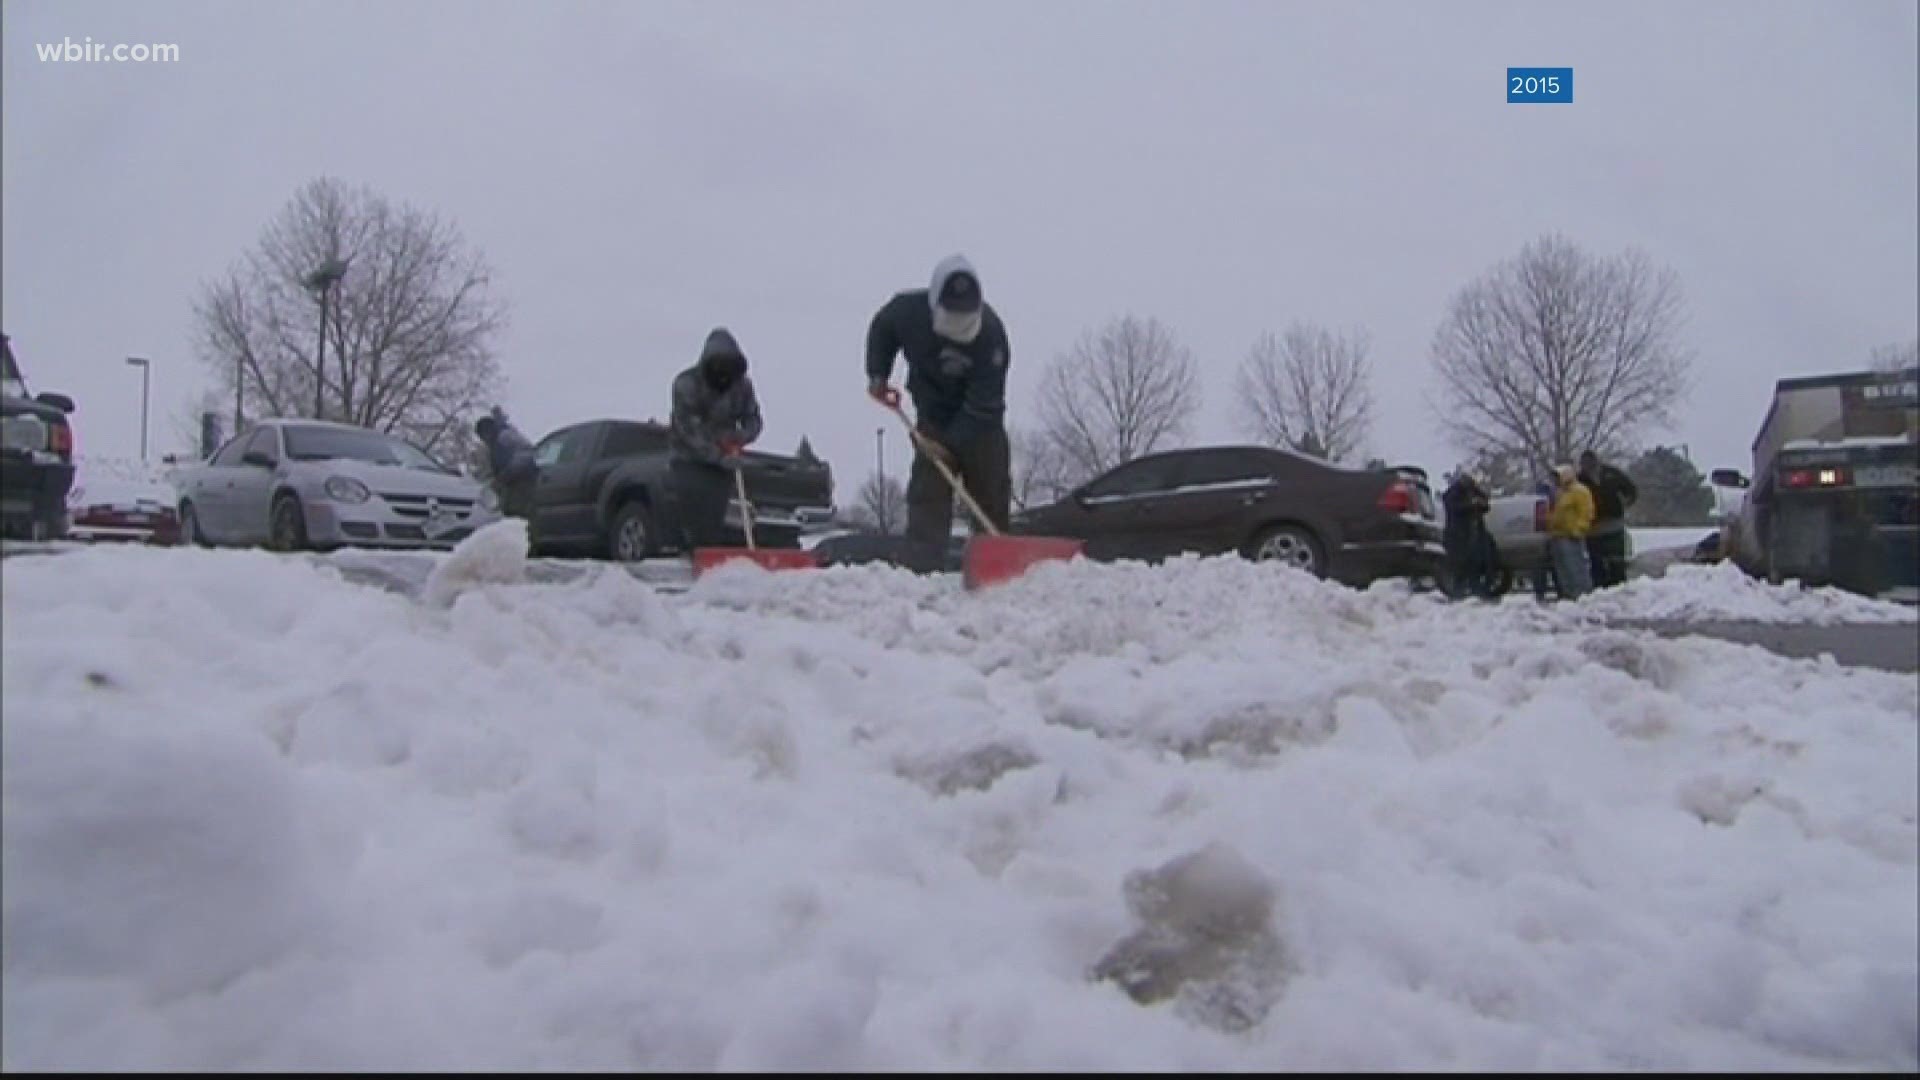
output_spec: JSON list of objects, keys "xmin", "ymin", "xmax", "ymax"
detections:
[{"xmin": 174, "ymin": 419, "xmax": 502, "ymax": 551}]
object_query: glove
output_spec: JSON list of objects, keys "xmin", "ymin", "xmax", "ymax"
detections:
[{"xmin": 868, "ymin": 378, "xmax": 901, "ymax": 408}]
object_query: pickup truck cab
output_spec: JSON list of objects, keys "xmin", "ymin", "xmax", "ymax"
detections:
[
  {"xmin": 1710, "ymin": 368, "xmax": 1918, "ymax": 601},
  {"xmin": 527, "ymin": 419, "xmax": 833, "ymax": 562},
  {"xmin": 1, "ymin": 333, "xmax": 78, "ymax": 541}
]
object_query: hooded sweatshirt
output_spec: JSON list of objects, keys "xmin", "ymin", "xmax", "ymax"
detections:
[
  {"xmin": 865, "ymin": 253, "xmax": 1011, "ymax": 451},
  {"xmin": 669, "ymin": 328, "xmax": 764, "ymax": 466},
  {"xmin": 484, "ymin": 418, "xmax": 536, "ymax": 481}
]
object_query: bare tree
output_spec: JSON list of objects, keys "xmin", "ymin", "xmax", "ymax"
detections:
[
  {"xmin": 1235, "ymin": 323, "xmax": 1375, "ymax": 462},
  {"xmin": 191, "ymin": 177, "xmax": 508, "ymax": 457},
  {"xmin": 1009, "ymin": 425, "xmax": 1079, "ymax": 510},
  {"xmin": 1871, "ymin": 339, "xmax": 1918, "ymax": 373},
  {"xmin": 847, "ymin": 471, "xmax": 906, "ymax": 534},
  {"xmin": 1040, "ymin": 315, "xmax": 1200, "ymax": 478},
  {"xmin": 163, "ymin": 389, "xmax": 228, "ymax": 461},
  {"xmin": 1430, "ymin": 233, "xmax": 1692, "ymax": 473}
]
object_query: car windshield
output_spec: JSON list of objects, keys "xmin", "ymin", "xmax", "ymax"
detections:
[{"xmin": 283, "ymin": 426, "xmax": 449, "ymax": 472}]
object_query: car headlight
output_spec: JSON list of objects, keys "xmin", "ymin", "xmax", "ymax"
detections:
[
  {"xmin": 478, "ymin": 485, "xmax": 499, "ymax": 511},
  {"xmin": 325, "ymin": 476, "xmax": 371, "ymax": 504}
]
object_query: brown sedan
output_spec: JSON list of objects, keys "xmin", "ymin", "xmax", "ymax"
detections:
[{"xmin": 1010, "ymin": 445, "xmax": 1447, "ymax": 586}]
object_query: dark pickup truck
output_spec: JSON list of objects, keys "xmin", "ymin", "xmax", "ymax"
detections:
[
  {"xmin": 2, "ymin": 333, "xmax": 79, "ymax": 541},
  {"xmin": 525, "ymin": 418, "xmax": 834, "ymax": 562}
]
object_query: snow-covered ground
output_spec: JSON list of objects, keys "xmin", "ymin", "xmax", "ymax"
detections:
[
  {"xmin": 3, "ymin": 524, "xmax": 1916, "ymax": 1071},
  {"xmin": 1579, "ymin": 562, "xmax": 1919, "ymax": 626}
]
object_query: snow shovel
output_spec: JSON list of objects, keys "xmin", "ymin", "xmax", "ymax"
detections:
[
  {"xmin": 876, "ymin": 392, "xmax": 1084, "ymax": 590},
  {"xmin": 690, "ymin": 459, "xmax": 820, "ymax": 577}
]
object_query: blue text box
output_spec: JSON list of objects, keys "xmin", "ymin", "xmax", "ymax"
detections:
[{"xmin": 1507, "ymin": 67, "xmax": 1573, "ymax": 103}]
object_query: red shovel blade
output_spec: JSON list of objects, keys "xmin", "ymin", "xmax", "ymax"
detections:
[
  {"xmin": 961, "ymin": 534, "xmax": 1085, "ymax": 590},
  {"xmin": 691, "ymin": 547, "xmax": 822, "ymax": 576}
]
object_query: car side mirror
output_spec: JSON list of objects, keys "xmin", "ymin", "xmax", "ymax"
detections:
[
  {"xmin": 242, "ymin": 450, "xmax": 276, "ymax": 469},
  {"xmin": 36, "ymin": 392, "xmax": 74, "ymax": 414},
  {"xmin": 1709, "ymin": 468, "xmax": 1750, "ymax": 489}
]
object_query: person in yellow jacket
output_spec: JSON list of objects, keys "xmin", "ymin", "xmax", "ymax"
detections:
[{"xmin": 1546, "ymin": 464, "xmax": 1596, "ymax": 600}]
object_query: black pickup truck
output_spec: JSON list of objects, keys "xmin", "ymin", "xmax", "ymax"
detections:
[
  {"xmin": 525, "ymin": 418, "xmax": 834, "ymax": 562},
  {"xmin": 1, "ymin": 333, "xmax": 79, "ymax": 542}
]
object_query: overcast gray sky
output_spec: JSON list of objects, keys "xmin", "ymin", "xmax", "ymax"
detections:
[{"xmin": 5, "ymin": 0, "xmax": 1916, "ymax": 494}]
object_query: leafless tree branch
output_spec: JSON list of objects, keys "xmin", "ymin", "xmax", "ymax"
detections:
[
  {"xmin": 1009, "ymin": 425, "xmax": 1079, "ymax": 510},
  {"xmin": 1038, "ymin": 315, "xmax": 1200, "ymax": 478},
  {"xmin": 1871, "ymin": 339, "xmax": 1918, "ymax": 374},
  {"xmin": 1234, "ymin": 323, "xmax": 1376, "ymax": 462},
  {"xmin": 1429, "ymin": 233, "xmax": 1692, "ymax": 475},
  {"xmin": 189, "ymin": 177, "xmax": 508, "ymax": 449},
  {"xmin": 848, "ymin": 471, "xmax": 907, "ymax": 534}
]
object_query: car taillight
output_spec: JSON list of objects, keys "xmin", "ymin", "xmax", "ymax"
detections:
[
  {"xmin": 1782, "ymin": 467, "xmax": 1848, "ymax": 489},
  {"xmin": 1533, "ymin": 500, "xmax": 1548, "ymax": 531},
  {"xmin": 1377, "ymin": 480, "xmax": 1415, "ymax": 514},
  {"xmin": 49, "ymin": 422, "xmax": 72, "ymax": 459}
]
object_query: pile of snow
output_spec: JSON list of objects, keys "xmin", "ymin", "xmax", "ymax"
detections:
[
  {"xmin": 3, "ymin": 531, "xmax": 1915, "ymax": 1070},
  {"xmin": 1574, "ymin": 561, "xmax": 1919, "ymax": 626}
]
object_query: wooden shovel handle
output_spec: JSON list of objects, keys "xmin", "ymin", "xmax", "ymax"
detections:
[
  {"xmin": 732, "ymin": 463, "xmax": 756, "ymax": 551},
  {"xmin": 879, "ymin": 399, "xmax": 1001, "ymax": 537}
]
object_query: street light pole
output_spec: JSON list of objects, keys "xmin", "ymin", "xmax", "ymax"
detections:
[
  {"xmin": 303, "ymin": 258, "xmax": 349, "ymax": 420},
  {"xmin": 126, "ymin": 356, "xmax": 151, "ymax": 461}
]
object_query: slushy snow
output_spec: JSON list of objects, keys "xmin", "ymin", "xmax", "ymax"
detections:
[{"xmin": 3, "ymin": 524, "xmax": 1915, "ymax": 1070}]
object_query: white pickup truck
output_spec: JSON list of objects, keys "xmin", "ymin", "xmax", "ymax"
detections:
[{"xmin": 1473, "ymin": 489, "xmax": 1636, "ymax": 596}]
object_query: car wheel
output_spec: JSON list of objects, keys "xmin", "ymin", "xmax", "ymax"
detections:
[
  {"xmin": 180, "ymin": 501, "xmax": 212, "ymax": 548},
  {"xmin": 607, "ymin": 501, "xmax": 654, "ymax": 563},
  {"xmin": 270, "ymin": 494, "xmax": 309, "ymax": 553},
  {"xmin": 1246, "ymin": 524, "xmax": 1324, "ymax": 577}
]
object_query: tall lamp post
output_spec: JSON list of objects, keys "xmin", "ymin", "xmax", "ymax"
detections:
[
  {"xmin": 303, "ymin": 258, "xmax": 349, "ymax": 419},
  {"xmin": 125, "ymin": 356, "xmax": 151, "ymax": 462}
]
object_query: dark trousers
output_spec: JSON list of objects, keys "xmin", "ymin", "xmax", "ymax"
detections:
[
  {"xmin": 493, "ymin": 474, "xmax": 536, "ymax": 521},
  {"xmin": 1445, "ymin": 520, "xmax": 1497, "ymax": 598},
  {"xmin": 907, "ymin": 425, "xmax": 1011, "ymax": 550},
  {"xmin": 1586, "ymin": 526, "xmax": 1629, "ymax": 590},
  {"xmin": 671, "ymin": 459, "xmax": 734, "ymax": 549}
]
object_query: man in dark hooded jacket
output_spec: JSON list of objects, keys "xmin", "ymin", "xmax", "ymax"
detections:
[
  {"xmin": 474, "ymin": 408, "xmax": 537, "ymax": 520},
  {"xmin": 866, "ymin": 254, "xmax": 1012, "ymax": 553},
  {"xmin": 1579, "ymin": 450, "xmax": 1638, "ymax": 589},
  {"xmin": 1441, "ymin": 469, "xmax": 1496, "ymax": 598},
  {"xmin": 670, "ymin": 327, "xmax": 764, "ymax": 549}
]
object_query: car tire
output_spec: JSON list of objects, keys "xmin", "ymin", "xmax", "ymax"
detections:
[
  {"xmin": 1245, "ymin": 524, "xmax": 1325, "ymax": 577},
  {"xmin": 269, "ymin": 494, "xmax": 309, "ymax": 553},
  {"xmin": 181, "ymin": 501, "xmax": 212, "ymax": 548},
  {"xmin": 607, "ymin": 500, "xmax": 655, "ymax": 563}
]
